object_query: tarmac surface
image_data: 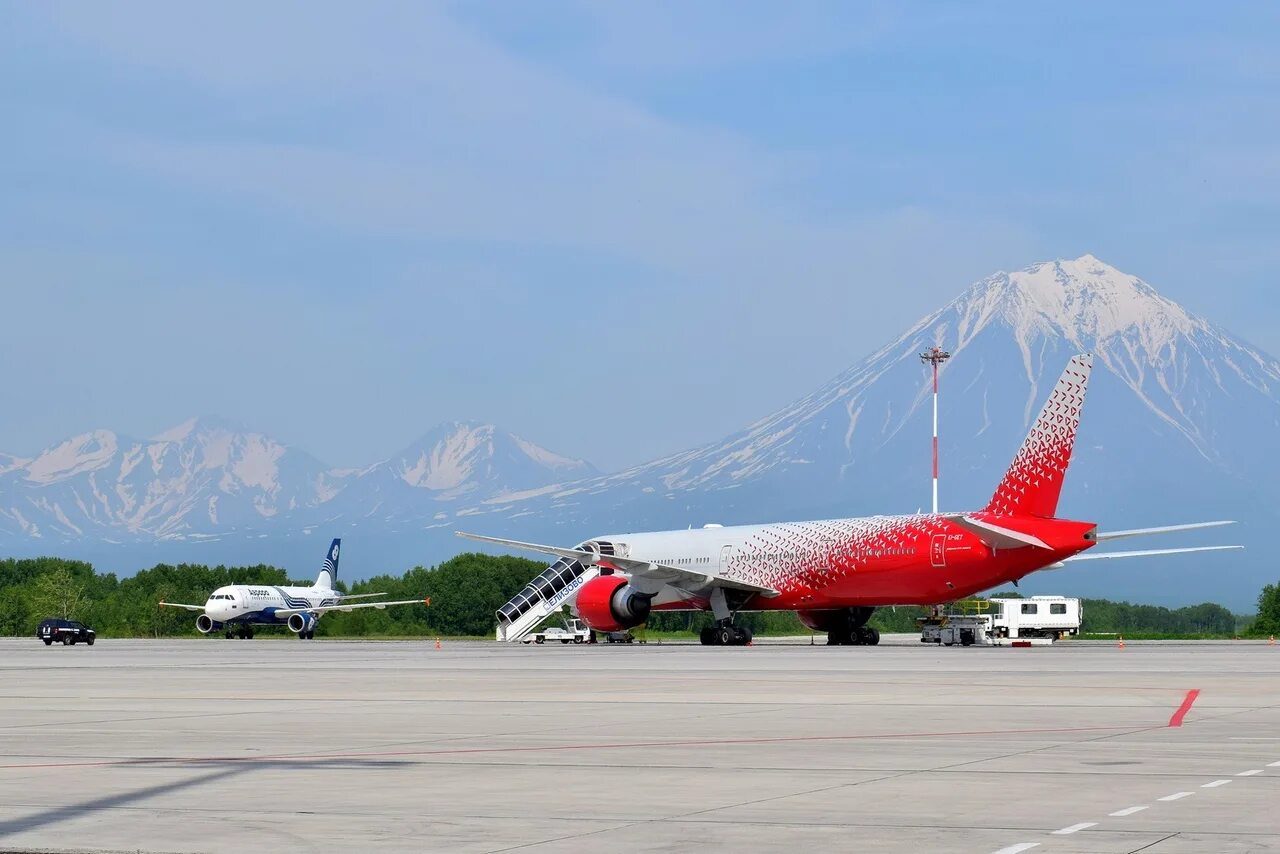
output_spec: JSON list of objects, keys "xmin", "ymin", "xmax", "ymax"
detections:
[{"xmin": 0, "ymin": 635, "xmax": 1277, "ymax": 854}]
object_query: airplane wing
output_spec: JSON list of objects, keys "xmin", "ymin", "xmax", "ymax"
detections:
[
  {"xmin": 1094, "ymin": 520, "xmax": 1236, "ymax": 542},
  {"xmin": 334, "ymin": 592, "xmax": 387, "ymax": 600},
  {"xmin": 271, "ymin": 598, "xmax": 429, "ymax": 618},
  {"xmin": 456, "ymin": 532, "xmax": 780, "ymax": 597},
  {"xmin": 158, "ymin": 601, "xmax": 205, "ymax": 611},
  {"xmin": 1058, "ymin": 545, "xmax": 1243, "ymax": 564}
]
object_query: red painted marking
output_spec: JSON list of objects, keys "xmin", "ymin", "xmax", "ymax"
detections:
[
  {"xmin": 1168, "ymin": 689, "xmax": 1200, "ymax": 727},
  {"xmin": 0, "ymin": 724, "xmax": 1151, "ymax": 771}
]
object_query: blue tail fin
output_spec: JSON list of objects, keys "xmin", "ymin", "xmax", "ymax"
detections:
[{"xmin": 315, "ymin": 538, "xmax": 341, "ymax": 589}]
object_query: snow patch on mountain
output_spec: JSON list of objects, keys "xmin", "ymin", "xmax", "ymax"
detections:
[{"xmin": 25, "ymin": 430, "xmax": 119, "ymax": 484}]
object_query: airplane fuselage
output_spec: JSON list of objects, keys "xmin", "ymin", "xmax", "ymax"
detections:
[
  {"xmin": 201, "ymin": 584, "xmax": 342, "ymax": 626},
  {"xmin": 591, "ymin": 511, "xmax": 1098, "ymax": 612}
]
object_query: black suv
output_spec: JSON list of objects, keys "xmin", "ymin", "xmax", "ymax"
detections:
[{"xmin": 37, "ymin": 619, "xmax": 96, "ymax": 646}]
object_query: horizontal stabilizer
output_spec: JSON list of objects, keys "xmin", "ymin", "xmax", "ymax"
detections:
[
  {"xmin": 943, "ymin": 515, "xmax": 1051, "ymax": 550},
  {"xmin": 1095, "ymin": 520, "xmax": 1236, "ymax": 542}
]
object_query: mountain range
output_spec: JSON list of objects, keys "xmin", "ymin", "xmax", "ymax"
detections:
[{"xmin": 2, "ymin": 255, "xmax": 1275, "ymax": 609}]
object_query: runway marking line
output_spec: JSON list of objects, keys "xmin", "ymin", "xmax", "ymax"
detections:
[
  {"xmin": 1270, "ymin": 760, "xmax": 1280, "ymax": 767},
  {"xmin": 1109, "ymin": 805, "xmax": 1148, "ymax": 816},
  {"xmin": 1051, "ymin": 822, "xmax": 1096, "ymax": 835},
  {"xmin": 1202, "ymin": 779, "xmax": 1232, "ymax": 788},
  {"xmin": 991, "ymin": 844, "xmax": 1039, "ymax": 853},
  {"xmin": 1237, "ymin": 769, "xmax": 1264, "ymax": 776},
  {"xmin": 1167, "ymin": 688, "xmax": 1200, "ymax": 727},
  {"xmin": 1158, "ymin": 792, "xmax": 1194, "ymax": 801}
]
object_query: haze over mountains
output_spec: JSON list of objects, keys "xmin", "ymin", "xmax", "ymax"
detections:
[{"xmin": 2, "ymin": 256, "xmax": 1274, "ymax": 608}]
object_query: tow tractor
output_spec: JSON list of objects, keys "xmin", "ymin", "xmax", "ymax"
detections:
[{"xmin": 521, "ymin": 617, "xmax": 591, "ymax": 645}]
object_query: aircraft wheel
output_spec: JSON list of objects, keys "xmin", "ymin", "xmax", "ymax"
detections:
[
  {"xmin": 717, "ymin": 626, "xmax": 734, "ymax": 646},
  {"xmin": 735, "ymin": 627, "xmax": 753, "ymax": 646},
  {"xmin": 699, "ymin": 628, "xmax": 715, "ymax": 645}
]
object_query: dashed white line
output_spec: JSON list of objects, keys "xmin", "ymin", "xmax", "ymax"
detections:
[
  {"xmin": 1110, "ymin": 805, "xmax": 1149, "ymax": 816},
  {"xmin": 1202, "ymin": 779, "xmax": 1232, "ymax": 788},
  {"xmin": 1237, "ymin": 769, "xmax": 1263, "ymax": 777},
  {"xmin": 1270, "ymin": 760, "xmax": 1280, "ymax": 767},
  {"xmin": 1158, "ymin": 792, "xmax": 1194, "ymax": 802},
  {"xmin": 991, "ymin": 844, "xmax": 1039, "ymax": 854},
  {"xmin": 1052, "ymin": 822, "xmax": 1097, "ymax": 835}
]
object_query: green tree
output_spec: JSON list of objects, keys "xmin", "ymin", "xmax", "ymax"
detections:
[
  {"xmin": 1250, "ymin": 582, "xmax": 1280, "ymax": 636},
  {"xmin": 28, "ymin": 566, "xmax": 89, "ymax": 621}
]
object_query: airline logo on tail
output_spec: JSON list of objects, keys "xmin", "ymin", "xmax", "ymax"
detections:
[{"xmin": 316, "ymin": 538, "xmax": 341, "ymax": 589}]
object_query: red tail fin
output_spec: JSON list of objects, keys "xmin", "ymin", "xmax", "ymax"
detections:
[{"xmin": 985, "ymin": 354, "xmax": 1093, "ymax": 518}]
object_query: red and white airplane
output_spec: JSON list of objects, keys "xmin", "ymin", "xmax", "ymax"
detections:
[{"xmin": 462, "ymin": 354, "xmax": 1240, "ymax": 645}]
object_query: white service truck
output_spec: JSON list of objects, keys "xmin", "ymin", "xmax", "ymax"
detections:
[{"xmin": 989, "ymin": 596, "xmax": 1082, "ymax": 639}]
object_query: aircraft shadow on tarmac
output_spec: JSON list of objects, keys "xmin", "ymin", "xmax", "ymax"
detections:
[{"xmin": 0, "ymin": 757, "xmax": 414, "ymax": 839}]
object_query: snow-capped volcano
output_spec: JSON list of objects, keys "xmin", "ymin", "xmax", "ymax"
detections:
[
  {"xmin": 0, "ymin": 418, "xmax": 332, "ymax": 539},
  {"xmin": 321, "ymin": 422, "xmax": 598, "ymax": 523},
  {"xmin": 390, "ymin": 422, "xmax": 595, "ymax": 497}
]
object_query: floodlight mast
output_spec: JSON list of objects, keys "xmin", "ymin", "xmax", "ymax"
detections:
[{"xmin": 919, "ymin": 346, "xmax": 951, "ymax": 514}]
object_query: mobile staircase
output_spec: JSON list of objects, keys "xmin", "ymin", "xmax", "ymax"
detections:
[{"xmin": 494, "ymin": 549, "xmax": 604, "ymax": 642}]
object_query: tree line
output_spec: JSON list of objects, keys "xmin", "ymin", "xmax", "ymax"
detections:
[{"xmin": 0, "ymin": 554, "xmax": 1274, "ymax": 638}]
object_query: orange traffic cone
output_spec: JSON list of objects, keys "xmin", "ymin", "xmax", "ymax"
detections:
[
  {"xmin": 435, "ymin": 637, "xmax": 442, "ymax": 650},
  {"xmin": 1117, "ymin": 635, "xmax": 1126, "ymax": 650}
]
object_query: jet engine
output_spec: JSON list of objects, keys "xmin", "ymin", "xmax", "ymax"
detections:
[
  {"xmin": 288, "ymin": 613, "xmax": 318, "ymax": 634},
  {"xmin": 195, "ymin": 614, "xmax": 218, "ymax": 634},
  {"xmin": 574, "ymin": 574, "xmax": 652, "ymax": 632}
]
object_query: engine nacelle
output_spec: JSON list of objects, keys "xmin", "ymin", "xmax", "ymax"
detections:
[
  {"xmin": 195, "ymin": 614, "xmax": 220, "ymax": 634},
  {"xmin": 288, "ymin": 612, "xmax": 318, "ymax": 634},
  {"xmin": 575, "ymin": 574, "xmax": 652, "ymax": 633},
  {"xmin": 797, "ymin": 607, "xmax": 875, "ymax": 632}
]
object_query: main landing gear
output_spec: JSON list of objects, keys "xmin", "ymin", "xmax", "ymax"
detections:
[
  {"xmin": 699, "ymin": 622, "xmax": 753, "ymax": 646},
  {"xmin": 225, "ymin": 625, "xmax": 255, "ymax": 639},
  {"xmin": 828, "ymin": 625, "xmax": 880, "ymax": 646},
  {"xmin": 824, "ymin": 607, "xmax": 880, "ymax": 646}
]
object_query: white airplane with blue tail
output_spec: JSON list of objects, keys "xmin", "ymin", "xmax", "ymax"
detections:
[{"xmin": 160, "ymin": 539, "xmax": 427, "ymax": 639}]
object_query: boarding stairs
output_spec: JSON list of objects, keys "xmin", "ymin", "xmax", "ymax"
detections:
[{"xmin": 495, "ymin": 556, "xmax": 601, "ymax": 642}]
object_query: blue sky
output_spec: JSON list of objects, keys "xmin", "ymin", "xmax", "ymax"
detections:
[{"xmin": 1, "ymin": 2, "xmax": 1277, "ymax": 471}]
